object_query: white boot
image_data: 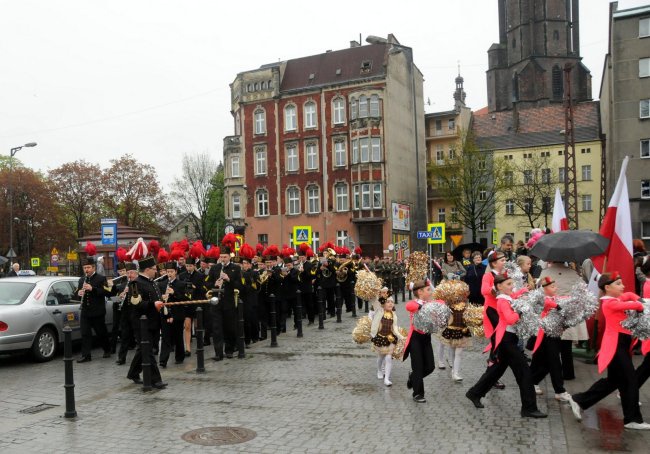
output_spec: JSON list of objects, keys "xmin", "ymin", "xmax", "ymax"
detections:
[
  {"xmin": 383, "ymin": 356, "xmax": 393, "ymax": 386},
  {"xmin": 437, "ymin": 342, "xmax": 446, "ymax": 369},
  {"xmin": 377, "ymin": 355, "xmax": 385, "ymax": 379},
  {"xmin": 452, "ymin": 348, "xmax": 463, "ymax": 382}
]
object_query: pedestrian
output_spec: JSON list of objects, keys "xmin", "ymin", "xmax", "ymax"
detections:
[
  {"xmin": 76, "ymin": 252, "xmax": 111, "ymax": 363},
  {"xmin": 158, "ymin": 261, "xmax": 187, "ymax": 367},
  {"xmin": 568, "ymin": 272, "xmax": 650, "ymax": 429},
  {"xmin": 370, "ymin": 293, "xmax": 404, "ymax": 387},
  {"xmin": 465, "ymin": 273, "xmax": 546, "ymax": 418},
  {"xmin": 8, "ymin": 263, "xmax": 19, "ymax": 277},
  {"xmin": 464, "ymin": 251, "xmax": 485, "ymax": 305},
  {"xmin": 403, "ymin": 279, "xmax": 437, "ymax": 403},
  {"xmin": 441, "ymin": 251, "xmax": 466, "ymax": 280}
]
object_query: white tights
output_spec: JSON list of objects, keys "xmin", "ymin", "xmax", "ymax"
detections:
[
  {"xmin": 376, "ymin": 354, "xmax": 393, "ymax": 380},
  {"xmin": 437, "ymin": 343, "xmax": 463, "ymax": 376}
]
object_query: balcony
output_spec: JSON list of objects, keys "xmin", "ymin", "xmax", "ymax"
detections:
[
  {"xmin": 427, "ymin": 186, "xmax": 445, "ymax": 200},
  {"xmin": 426, "ymin": 126, "xmax": 459, "ymax": 140}
]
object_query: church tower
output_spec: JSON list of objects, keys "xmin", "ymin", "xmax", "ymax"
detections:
[{"xmin": 486, "ymin": 0, "xmax": 592, "ymax": 112}]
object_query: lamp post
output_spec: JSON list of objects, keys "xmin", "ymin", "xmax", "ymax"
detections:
[
  {"xmin": 14, "ymin": 218, "xmax": 32, "ymax": 269},
  {"xmin": 7, "ymin": 142, "xmax": 37, "ymax": 265},
  {"xmin": 365, "ymin": 36, "xmax": 423, "ymax": 247}
]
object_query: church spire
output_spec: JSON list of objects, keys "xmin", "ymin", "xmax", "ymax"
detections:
[{"xmin": 454, "ymin": 62, "xmax": 466, "ymax": 111}]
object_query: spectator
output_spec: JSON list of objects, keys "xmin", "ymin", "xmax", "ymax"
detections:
[
  {"xmin": 8, "ymin": 263, "xmax": 20, "ymax": 277},
  {"xmin": 497, "ymin": 234, "xmax": 516, "ymax": 262},
  {"xmin": 515, "ymin": 240, "xmax": 528, "ymax": 257},
  {"xmin": 464, "ymin": 251, "xmax": 485, "ymax": 305},
  {"xmin": 441, "ymin": 251, "xmax": 466, "ymax": 280},
  {"xmin": 460, "ymin": 248, "xmax": 473, "ymax": 269},
  {"xmin": 517, "ymin": 255, "xmax": 536, "ymax": 290}
]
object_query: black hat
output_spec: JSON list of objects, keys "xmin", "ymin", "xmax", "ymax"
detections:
[
  {"xmin": 84, "ymin": 257, "xmax": 96, "ymax": 266},
  {"xmin": 283, "ymin": 257, "xmax": 292, "ymax": 264},
  {"xmin": 139, "ymin": 255, "xmax": 156, "ymax": 270},
  {"xmin": 125, "ymin": 262, "xmax": 138, "ymax": 271},
  {"xmin": 117, "ymin": 262, "xmax": 126, "ymax": 271},
  {"xmin": 164, "ymin": 261, "xmax": 177, "ymax": 270},
  {"xmin": 222, "ymin": 245, "xmax": 233, "ymax": 255}
]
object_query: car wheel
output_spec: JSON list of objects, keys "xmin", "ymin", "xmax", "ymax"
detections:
[{"xmin": 31, "ymin": 327, "xmax": 58, "ymax": 362}]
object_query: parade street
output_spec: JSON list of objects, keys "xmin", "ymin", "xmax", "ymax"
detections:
[{"xmin": 1, "ymin": 302, "xmax": 650, "ymax": 454}]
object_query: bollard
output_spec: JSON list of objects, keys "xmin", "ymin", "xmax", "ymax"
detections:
[
  {"xmin": 269, "ymin": 293, "xmax": 278, "ymax": 347},
  {"xmin": 63, "ymin": 326, "xmax": 77, "ymax": 418},
  {"xmin": 235, "ymin": 290, "xmax": 245, "ymax": 358},
  {"xmin": 350, "ymin": 280, "xmax": 357, "ymax": 317},
  {"xmin": 335, "ymin": 283, "xmax": 342, "ymax": 323},
  {"xmin": 364, "ymin": 299, "xmax": 369, "ymax": 313},
  {"xmin": 111, "ymin": 300, "xmax": 120, "ymax": 353},
  {"xmin": 317, "ymin": 286, "xmax": 325, "ymax": 329},
  {"xmin": 402, "ymin": 283, "xmax": 406, "ymax": 302},
  {"xmin": 140, "ymin": 315, "xmax": 152, "ymax": 391},
  {"xmin": 195, "ymin": 307, "xmax": 205, "ymax": 373},
  {"xmin": 295, "ymin": 290, "xmax": 303, "ymax": 338},
  {"xmin": 408, "ymin": 289, "xmax": 412, "ymax": 301}
]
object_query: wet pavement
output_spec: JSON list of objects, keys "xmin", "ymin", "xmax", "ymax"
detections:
[{"xmin": 1, "ymin": 301, "xmax": 649, "ymax": 453}]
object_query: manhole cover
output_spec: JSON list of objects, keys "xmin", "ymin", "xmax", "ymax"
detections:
[
  {"xmin": 181, "ymin": 426, "xmax": 257, "ymax": 446},
  {"xmin": 19, "ymin": 403, "xmax": 58, "ymax": 414}
]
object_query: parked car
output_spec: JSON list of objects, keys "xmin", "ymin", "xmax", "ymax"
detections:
[{"xmin": 0, "ymin": 276, "xmax": 114, "ymax": 361}]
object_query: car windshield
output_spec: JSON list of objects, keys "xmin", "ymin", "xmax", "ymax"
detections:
[{"xmin": 0, "ymin": 282, "xmax": 36, "ymax": 305}]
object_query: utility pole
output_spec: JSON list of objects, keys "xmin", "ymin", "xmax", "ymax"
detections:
[{"xmin": 563, "ymin": 64, "xmax": 579, "ymax": 229}]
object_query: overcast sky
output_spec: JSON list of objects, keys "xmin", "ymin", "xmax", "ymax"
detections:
[{"xmin": 1, "ymin": 0, "xmax": 647, "ymax": 189}]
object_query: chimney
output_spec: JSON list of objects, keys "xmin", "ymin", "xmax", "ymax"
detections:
[{"xmin": 350, "ymin": 40, "xmax": 360, "ymax": 48}]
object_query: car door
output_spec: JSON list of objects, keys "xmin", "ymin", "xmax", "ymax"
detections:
[{"xmin": 44, "ymin": 280, "xmax": 82, "ymax": 340}]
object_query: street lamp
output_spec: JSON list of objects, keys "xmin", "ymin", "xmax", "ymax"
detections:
[
  {"xmin": 365, "ymin": 36, "xmax": 424, "ymax": 247},
  {"xmin": 7, "ymin": 142, "xmax": 37, "ymax": 265}
]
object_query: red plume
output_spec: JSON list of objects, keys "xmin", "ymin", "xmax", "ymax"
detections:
[
  {"xmin": 157, "ymin": 249, "xmax": 169, "ymax": 263},
  {"xmin": 319, "ymin": 241, "xmax": 336, "ymax": 252},
  {"xmin": 299, "ymin": 242, "xmax": 310, "ymax": 253},
  {"xmin": 306, "ymin": 247, "xmax": 315, "ymax": 258},
  {"xmin": 189, "ymin": 240, "xmax": 206, "ymax": 259},
  {"xmin": 84, "ymin": 241, "xmax": 97, "ymax": 257},
  {"xmin": 206, "ymin": 245, "xmax": 221, "ymax": 258},
  {"xmin": 281, "ymin": 247, "xmax": 295, "ymax": 258},
  {"xmin": 179, "ymin": 238, "xmax": 190, "ymax": 252},
  {"xmin": 256, "ymin": 243, "xmax": 265, "ymax": 255},
  {"xmin": 116, "ymin": 247, "xmax": 128, "ymax": 262},
  {"xmin": 240, "ymin": 243, "xmax": 255, "ymax": 260},
  {"xmin": 222, "ymin": 233, "xmax": 237, "ymax": 249},
  {"xmin": 170, "ymin": 248, "xmax": 184, "ymax": 261},
  {"xmin": 263, "ymin": 245, "xmax": 280, "ymax": 258},
  {"xmin": 354, "ymin": 246, "xmax": 362, "ymax": 255},
  {"xmin": 148, "ymin": 240, "xmax": 161, "ymax": 257}
]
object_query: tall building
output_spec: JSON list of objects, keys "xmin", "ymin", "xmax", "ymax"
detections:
[
  {"xmin": 223, "ymin": 35, "xmax": 426, "ymax": 258},
  {"xmin": 600, "ymin": 2, "xmax": 650, "ymax": 246},
  {"xmin": 487, "ymin": 0, "xmax": 592, "ymax": 112}
]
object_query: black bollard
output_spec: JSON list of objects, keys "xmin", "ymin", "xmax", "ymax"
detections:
[
  {"xmin": 111, "ymin": 300, "xmax": 120, "ymax": 353},
  {"xmin": 195, "ymin": 307, "xmax": 205, "ymax": 373},
  {"xmin": 335, "ymin": 283, "xmax": 342, "ymax": 323},
  {"xmin": 317, "ymin": 286, "xmax": 325, "ymax": 329},
  {"xmin": 269, "ymin": 293, "xmax": 278, "ymax": 347},
  {"xmin": 408, "ymin": 289, "xmax": 412, "ymax": 301},
  {"xmin": 235, "ymin": 290, "xmax": 245, "ymax": 358},
  {"xmin": 350, "ymin": 280, "xmax": 357, "ymax": 317},
  {"xmin": 364, "ymin": 299, "xmax": 369, "ymax": 313},
  {"xmin": 402, "ymin": 283, "xmax": 406, "ymax": 302},
  {"xmin": 140, "ymin": 315, "xmax": 152, "ymax": 391},
  {"xmin": 295, "ymin": 290, "xmax": 303, "ymax": 338},
  {"xmin": 63, "ymin": 326, "xmax": 77, "ymax": 418}
]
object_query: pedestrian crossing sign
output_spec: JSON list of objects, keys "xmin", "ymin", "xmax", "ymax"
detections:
[
  {"xmin": 427, "ymin": 223, "xmax": 445, "ymax": 245},
  {"xmin": 293, "ymin": 225, "xmax": 312, "ymax": 245}
]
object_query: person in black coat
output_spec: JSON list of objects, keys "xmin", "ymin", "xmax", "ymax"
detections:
[
  {"xmin": 209, "ymin": 247, "xmax": 242, "ymax": 360},
  {"xmin": 463, "ymin": 252, "xmax": 486, "ymax": 306},
  {"xmin": 159, "ymin": 262, "xmax": 189, "ymax": 367},
  {"xmin": 297, "ymin": 252, "xmax": 315, "ymax": 324},
  {"xmin": 241, "ymin": 256, "xmax": 260, "ymax": 344},
  {"xmin": 76, "ymin": 257, "xmax": 111, "ymax": 362},
  {"xmin": 8, "ymin": 263, "xmax": 20, "ymax": 277}
]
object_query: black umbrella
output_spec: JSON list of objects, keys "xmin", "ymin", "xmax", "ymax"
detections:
[
  {"xmin": 528, "ymin": 230, "xmax": 609, "ymax": 263},
  {"xmin": 0, "ymin": 255, "xmax": 7, "ymax": 265},
  {"xmin": 452, "ymin": 242, "xmax": 484, "ymax": 261}
]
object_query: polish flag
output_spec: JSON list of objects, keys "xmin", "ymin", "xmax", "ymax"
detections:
[{"xmin": 551, "ymin": 187, "xmax": 569, "ymax": 232}]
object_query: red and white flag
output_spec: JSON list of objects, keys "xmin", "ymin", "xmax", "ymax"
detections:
[
  {"xmin": 551, "ymin": 187, "xmax": 569, "ymax": 232},
  {"xmin": 589, "ymin": 156, "xmax": 634, "ymax": 291}
]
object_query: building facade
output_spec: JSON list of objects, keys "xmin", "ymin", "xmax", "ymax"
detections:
[
  {"xmin": 223, "ymin": 35, "xmax": 426, "ymax": 258},
  {"xmin": 600, "ymin": 3, "xmax": 650, "ymax": 246}
]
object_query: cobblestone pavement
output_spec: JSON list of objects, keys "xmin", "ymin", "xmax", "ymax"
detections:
[{"xmin": 2, "ymin": 301, "xmax": 650, "ymax": 453}]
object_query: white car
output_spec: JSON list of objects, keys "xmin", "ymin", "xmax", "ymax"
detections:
[{"xmin": 0, "ymin": 276, "xmax": 114, "ymax": 361}]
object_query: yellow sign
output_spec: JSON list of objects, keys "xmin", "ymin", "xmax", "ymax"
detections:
[
  {"xmin": 67, "ymin": 252, "xmax": 78, "ymax": 261},
  {"xmin": 51, "ymin": 247, "xmax": 59, "ymax": 255},
  {"xmin": 31, "ymin": 258, "xmax": 41, "ymax": 267},
  {"xmin": 492, "ymin": 228, "xmax": 499, "ymax": 245},
  {"xmin": 427, "ymin": 223, "xmax": 445, "ymax": 245},
  {"xmin": 234, "ymin": 234, "xmax": 244, "ymax": 252},
  {"xmin": 47, "ymin": 266, "xmax": 59, "ymax": 272},
  {"xmin": 293, "ymin": 225, "xmax": 312, "ymax": 245},
  {"xmin": 450, "ymin": 234, "xmax": 463, "ymax": 247}
]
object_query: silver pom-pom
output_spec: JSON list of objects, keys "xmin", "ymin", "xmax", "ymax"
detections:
[
  {"xmin": 504, "ymin": 261, "xmax": 525, "ymax": 291},
  {"xmin": 557, "ymin": 282, "xmax": 599, "ymax": 329},
  {"xmin": 413, "ymin": 302, "xmax": 451, "ymax": 334},
  {"xmin": 510, "ymin": 293, "xmax": 542, "ymax": 340},
  {"xmin": 540, "ymin": 309, "xmax": 564, "ymax": 338},
  {"xmin": 517, "ymin": 288, "xmax": 546, "ymax": 314},
  {"xmin": 622, "ymin": 302, "xmax": 650, "ymax": 340}
]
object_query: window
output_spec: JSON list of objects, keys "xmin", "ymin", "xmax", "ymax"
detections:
[
  {"xmin": 360, "ymin": 138, "xmax": 370, "ymax": 162},
  {"xmin": 438, "ymin": 208, "xmax": 446, "ymax": 223},
  {"xmin": 312, "ymin": 231, "xmax": 320, "ymax": 252},
  {"xmin": 552, "ymin": 65, "xmax": 563, "ymax": 100},
  {"xmin": 257, "ymin": 190, "xmax": 269, "ymax": 216},
  {"xmin": 558, "ymin": 167, "xmax": 566, "ymax": 183},
  {"xmin": 255, "ymin": 148, "xmax": 267, "ymax": 175},
  {"xmin": 642, "ymin": 139, "xmax": 650, "ymax": 158},
  {"xmin": 640, "ymin": 17, "xmax": 650, "ymax": 38},
  {"xmin": 450, "ymin": 176, "xmax": 458, "ymax": 188},
  {"xmin": 334, "ymin": 141, "xmax": 346, "ymax": 167},
  {"xmin": 582, "ymin": 165, "xmax": 592, "ymax": 181},
  {"xmin": 287, "ymin": 186, "xmax": 300, "ymax": 215},
  {"xmin": 450, "ymin": 207, "xmax": 458, "ymax": 223},
  {"xmin": 360, "ymin": 184, "xmax": 371, "ymax": 209},
  {"xmin": 305, "ymin": 143, "xmax": 318, "ymax": 170},
  {"xmin": 506, "ymin": 199, "xmax": 515, "ymax": 215},
  {"xmin": 581, "ymin": 194, "xmax": 592, "ymax": 211},
  {"xmin": 479, "ymin": 190, "xmax": 487, "ymax": 201},
  {"xmin": 285, "ymin": 105, "xmax": 297, "ymax": 131},
  {"xmin": 373, "ymin": 183, "xmax": 382, "ymax": 208},
  {"xmin": 524, "ymin": 198, "xmax": 533, "ymax": 215},
  {"xmin": 358, "ymin": 95, "xmax": 368, "ymax": 118},
  {"xmin": 235, "ymin": 112, "xmax": 241, "ymax": 135},
  {"xmin": 371, "ymin": 138, "xmax": 381, "ymax": 162},
  {"xmin": 643, "ymin": 222, "xmax": 650, "ymax": 239},
  {"xmin": 46, "ymin": 281, "xmax": 76, "ymax": 306},
  {"xmin": 369, "ymin": 95, "xmax": 380, "ymax": 117},
  {"xmin": 261, "ymin": 81, "xmax": 266, "ymax": 89},
  {"xmin": 435, "ymin": 144, "xmax": 444, "ymax": 164},
  {"xmin": 643, "ymin": 181, "xmax": 650, "ymax": 199},
  {"xmin": 350, "ymin": 97, "xmax": 357, "ymax": 120},
  {"xmin": 448, "ymin": 146, "xmax": 456, "ymax": 160},
  {"xmin": 335, "ymin": 183, "xmax": 349, "ymax": 211},
  {"xmin": 258, "ymin": 234, "xmax": 268, "ymax": 246},
  {"xmin": 523, "ymin": 170, "xmax": 533, "ymax": 184},
  {"xmin": 232, "ymin": 194, "xmax": 241, "ymax": 219},
  {"xmin": 505, "ymin": 171, "xmax": 514, "ymax": 185},
  {"xmin": 231, "ymin": 156, "xmax": 240, "ymax": 178},
  {"xmin": 542, "ymin": 168, "xmax": 551, "ymax": 184},
  {"xmin": 542, "ymin": 196, "xmax": 551, "ymax": 213},
  {"xmin": 307, "ymin": 186, "xmax": 320, "ymax": 213},
  {"xmin": 333, "ymin": 98, "xmax": 346, "ymax": 124},
  {"xmin": 478, "ymin": 158, "xmax": 486, "ymax": 170},
  {"xmin": 580, "ymin": 148, "xmax": 591, "ymax": 154},
  {"xmin": 352, "ymin": 139, "xmax": 359, "ymax": 164},
  {"xmin": 541, "ymin": 151, "xmax": 551, "ymax": 157},
  {"xmin": 435, "ymin": 119, "xmax": 442, "ymax": 135},
  {"xmin": 558, "ymin": 150, "xmax": 564, "ymax": 156},
  {"xmin": 286, "ymin": 145, "xmax": 298, "ymax": 172},
  {"xmin": 478, "ymin": 218, "xmax": 487, "ymax": 231},
  {"xmin": 336, "ymin": 230, "xmax": 348, "ymax": 247},
  {"xmin": 353, "ymin": 184, "xmax": 360, "ymax": 210},
  {"xmin": 254, "ymin": 109, "xmax": 265, "ymax": 134},
  {"xmin": 448, "ymin": 118, "xmax": 455, "ymax": 130},
  {"xmin": 641, "ymin": 99, "xmax": 650, "ymax": 119},
  {"xmin": 304, "ymin": 102, "xmax": 317, "ymax": 128}
]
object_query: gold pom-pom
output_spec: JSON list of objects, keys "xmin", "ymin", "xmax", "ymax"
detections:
[
  {"xmin": 392, "ymin": 326, "xmax": 409, "ymax": 359},
  {"xmin": 406, "ymin": 251, "xmax": 430, "ymax": 285},
  {"xmin": 352, "ymin": 316, "xmax": 372, "ymax": 344},
  {"xmin": 433, "ymin": 280, "xmax": 469, "ymax": 305},
  {"xmin": 354, "ymin": 270, "xmax": 382, "ymax": 301},
  {"xmin": 463, "ymin": 304, "xmax": 484, "ymax": 337}
]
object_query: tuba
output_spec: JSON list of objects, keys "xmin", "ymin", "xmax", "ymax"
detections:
[{"xmin": 336, "ymin": 259, "xmax": 353, "ymax": 283}]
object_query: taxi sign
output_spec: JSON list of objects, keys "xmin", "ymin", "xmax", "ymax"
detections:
[{"xmin": 427, "ymin": 223, "xmax": 445, "ymax": 245}]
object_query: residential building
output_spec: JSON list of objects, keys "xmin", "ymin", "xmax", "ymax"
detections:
[
  {"xmin": 601, "ymin": 2, "xmax": 650, "ymax": 246},
  {"xmin": 223, "ymin": 35, "xmax": 426, "ymax": 258}
]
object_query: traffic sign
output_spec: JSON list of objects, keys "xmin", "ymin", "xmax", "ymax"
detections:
[
  {"xmin": 51, "ymin": 247, "xmax": 59, "ymax": 255},
  {"xmin": 101, "ymin": 222, "xmax": 117, "ymax": 245},
  {"xmin": 492, "ymin": 228, "xmax": 499, "ymax": 245},
  {"xmin": 417, "ymin": 231, "xmax": 435, "ymax": 239},
  {"xmin": 31, "ymin": 257, "xmax": 41, "ymax": 267},
  {"xmin": 67, "ymin": 252, "xmax": 78, "ymax": 261},
  {"xmin": 293, "ymin": 225, "xmax": 312, "ymax": 245},
  {"xmin": 47, "ymin": 266, "xmax": 59, "ymax": 272},
  {"xmin": 6, "ymin": 248, "xmax": 16, "ymax": 258},
  {"xmin": 427, "ymin": 223, "xmax": 445, "ymax": 245},
  {"xmin": 234, "ymin": 234, "xmax": 244, "ymax": 252}
]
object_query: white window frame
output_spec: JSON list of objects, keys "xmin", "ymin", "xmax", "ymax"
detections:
[
  {"xmin": 506, "ymin": 199, "xmax": 514, "ymax": 215},
  {"xmin": 350, "ymin": 97, "xmax": 357, "ymax": 120},
  {"xmin": 371, "ymin": 138, "xmax": 381, "ymax": 162},
  {"xmin": 642, "ymin": 99, "xmax": 650, "ymax": 119},
  {"xmin": 232, "ymin": 194, "xmax": 241, "ymax": 219},
  {"xmin": 333, "ymin": 98, "xmax": 346, "ymax": 124},
  {"xmin": 642, "ymin": 180, "xmax": 650, "ymax": 199},
  {"xmin": 284, "ymin": 105, "xmax": 297, "ymax": 131},
  {"xmin": 438, "ymin": 208, "xmax": 445, "ymax": 223},
  {"xmin": 558, "ymin": 167, "xmax": 566, "ymax": 183},
  {"xmin": 642, "ymin": 221, "xmax": 650, "ymax": 239},
  {"xmin": 369, "ymin": 95, "xmax": 380, "ymax": 117},
  {"xmin": 256, "ymin": 190, "xmax": 269, "ymax": 216},
  {"xmin": 254, "ymin": 109, "xmax": 265, "ymax": 135},
  {"xmin": 312, "ymin": 231, "xmax": 320, "ymax": 252},
  {"xmin": 642, "ymin": 139, "xmax": 650, "ymax": 158},
  {"xmin": 523, "ymin": 170, "xmax": 533, "ymax": 184},
  {"xmin": 255, "ymin": 149, "xmax": 267, "ymax": 175},
  {"xmin": 358, "ymin": 95, "xmax": 368, "ymax": 118},
  {"xmin": 334, "ymin": 141, "xmax": 346, "ymax": 167},
  {"xmin": 448, "ymin": 118, "xmax": 455, "ymax": 130},
  {"xmin": 231, "ymin": 156, "xmax": 240, "ymax": 178},
  {"xmin": 361, "ymin": 183, "xmax": 371, "ymax": 209},
  {"xmin": 304, "ymin": 102, "xmax": 317, "ymax": 129},
  {"xmin": 351, "ymin": 139, "xmax": 359, "ymax": 164},
  {"xmin": 360, "ymin": 138, "xmax": 370, "ymax": 163},
  {"xmin": 581, "ymin": 165, "xmax": 592, "ymax": 181},
  {"xmin": 286, "ymin": 145, "xmax": 298, "ymax": 172},
  {"xmin": 541, "ymin": 168, "xmax": 551, "ymax": 184},
  {"xmin": 372, "ymin": 183, "xmax": 382, "ymax": 209},
  {"xmin": 448, "ymin": 146, "xmax": 456, "ymax": 160},
  {"xmin": 640, "ymin": 17, "xmax": 650, "ymax": 38},
  {"xmin": 335, "ymin": 183, "xmax": 349, "ymax": 212},
  {"xmin": 505, "ymin": 171, "xmax": 514, "ymax": 185},
  {"xmin": 450, "ymin": 207, "xmax": 458, "ymax": 223},
  {"xmin": 353, "ymin": 185, "xmax": 360, "ymax": 210},
  {"xmin": 305, "ymin": 143, "xmax": 318, "ymax": 170},
  {"xmin": 478, "ymin": 218, "xmax": 487, "ymax": 232},
  {"xmin": 479, "ymin": 190, "xmax": 487, "ymax": 201},
  {"xmin": 287, "ymin": 186, "xmax": 300, "ymax": 215},
  {"xmin": 435, "ymin": 145, "xmax": 444, "ymax": 164},
  {"xmin": 307, "ymin": 186, "xmax": 320, "ymax": 214},
  {"xmin": 640, "ymin": 58, "xmax": 650, "ymax": 78},
  {"xmin": 336, "ymin": 230, "xmax": 348, "ymax": 247},
  {"xmin": 581, "ymin": 194, "xmax": 592, "ymax": 211}
]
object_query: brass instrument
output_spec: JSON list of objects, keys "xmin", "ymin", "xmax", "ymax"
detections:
[
  {"xmin": 336, "ymin": 259, "xmax": 354, "ymax": 283},
  {"xmin": 259, "ymin": 270, "xmax": 270, "ymax": 285}
]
